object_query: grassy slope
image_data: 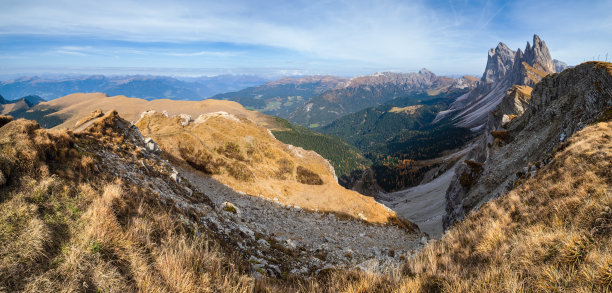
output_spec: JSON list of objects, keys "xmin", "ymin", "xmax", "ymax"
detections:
[
  {"xmin": 270, "ymin": 117, "xmax": 372, "ymax": 177},
  {"xmin": 12, "ymin": 93, "xmax": 368, "ymax": 180},
  {"xmin": 0, "ymin": 117, "xmax": 254, "ymax": 292}
]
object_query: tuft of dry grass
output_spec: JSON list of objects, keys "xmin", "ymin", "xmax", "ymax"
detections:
[
  {"xmin": 74, "ymin": 108, "xmax": 103, "ymax": 128},
  {"xmin": 0, "ymin": 115, "xmax": 13, "ymax": 128}
]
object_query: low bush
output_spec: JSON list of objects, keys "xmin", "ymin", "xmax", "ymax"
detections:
[
  {"xmin": 217, "ymin": 142, "xmax": 245, "ymax": 161},
  {"xmin": 226, "ymin": 161, "xmax": 253, "ymax": 181},
  {"xmin": 179, "ymin": 146, "xmax": 223, "ymax": 174},
  {"xmin": 296, "ymin": 166, "xmax": 323, "ymax": 185},
  {"xmin": 274, "ymin": 158, "xmax": 294, "ymax": 180}
]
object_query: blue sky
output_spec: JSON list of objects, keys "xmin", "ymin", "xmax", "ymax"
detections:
[{"xmin": 1, "ymin": 0, "xmax": 611, "ymax": 77}]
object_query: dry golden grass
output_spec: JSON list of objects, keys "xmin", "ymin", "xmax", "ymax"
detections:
[
  {"xmin": 136, "ymin": 112, "xmax": 397, "ymax": 224},
  {"xmin": 74, "ymin": 108, "xmax": 103, "ymax": 128},
  {"xmin": 589, "ymin": 61, "xmax": 612, "ymax": 77},
  {"xmin": 0, "ymin": 118, "xmax": 257, "ymax": 292},
  {"xmin": 395, "ymin": 120, "xmax": 612, "ymax": 292},
  {"xmin": 42, "ymin": 92, "xmax": 285, "ymax": 130}
]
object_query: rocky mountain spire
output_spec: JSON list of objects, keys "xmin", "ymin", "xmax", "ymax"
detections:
[
  {"xmin": 481, "ymin": 42, "xmax": 516, "ymax": 83},
  {"xmin": 514, "ymin": 34, "xmax": 555, "ymax": 86},
  {"xmin": 523, "ymin": 34, "xmax": 555, "ymax": 73}
]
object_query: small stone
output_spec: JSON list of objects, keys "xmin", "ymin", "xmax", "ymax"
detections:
[
  {"xmin": 420, "ymin": 236, "xmax": 428, "ymax": 245},
  {"xmin": 144, "ymin": 137, "xmax": 161, "ymax": 153},
  {"xmin": 221, "ymin": 202, "xmax": 239, "ymax": 214},
  {"xmin": 286, "ymin": 239, "xmax": 297, "ymax": 249},
  {"xmin": 257, "ymin": 239, "xmax": 270, "ymax": 249},
  {"xmin": 268, "ymin": 264, "xmax": 281, "ymax": 276},
  {"xmin": 358, "ymin": 213, "xmax": 368, "ymax": 221},
  {"xmin": 356, "ymin": 259, "xmax": 380, "ymax": 274}
]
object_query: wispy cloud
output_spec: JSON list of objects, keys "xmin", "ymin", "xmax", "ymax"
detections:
[{"xmin": 163, "ymin": 51, "xmax": 240, "ymax": 57}]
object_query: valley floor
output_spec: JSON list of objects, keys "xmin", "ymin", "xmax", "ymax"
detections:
[{"xmin": 378, "ymin": 164, "xmax": 455, "ymax": 237}]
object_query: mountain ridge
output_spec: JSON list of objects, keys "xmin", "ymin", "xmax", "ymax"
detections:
[
  {"xmin": 288, "ymin": 70, "xmax": 477, "ymax": 126},
  {"xmin": 444, "ymin": 61, "xmax": 612, "ymax": 228}
]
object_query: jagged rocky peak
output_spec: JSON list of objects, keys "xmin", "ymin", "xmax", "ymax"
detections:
[
  {"xmin": 418, "ymin": 68, "xmax": 435, "ymax": 78},
  {"xmin": 482, "ymin": 42, "xmax": 516, "ymax": 83},
  {"xmin": 523, "ymin": 34, "xmax": 555, "ymax": 73},
  {"xmin": 481, "ymin": 34, "xmax": 555, "ymax": 86}
]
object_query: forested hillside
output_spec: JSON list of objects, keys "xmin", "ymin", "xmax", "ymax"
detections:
[
  {"xmin": 211, "ymin": 75, "xmax": 345, "ymax": 118},
  {"xmin": 271, "ymin": 117, "xmax": 371, "ymax": 177},
  {"xmin": 321, "ymin": 90, "xmax": 473, "ymax": 191}
]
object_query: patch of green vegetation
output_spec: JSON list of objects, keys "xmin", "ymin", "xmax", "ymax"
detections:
[
  {"xmin": 222, "ymin": 205, "xmax": 237, "ymax": 213},
  {"xmin": 262, "ymin": 101, "xmax": 282, "ymax": 111},
  {"xmin": 271, "ymin": 117, "xmax": 371, "ymax": 177},
  {"xmin": 89, "ymin": 240, "xmax": 102, "ymax": 254},
  {"xmin": 319, "ymin": 90, "xmax": 474, "ymax": 191},
  {"xmin": 308, "ymin": 123, "xmax": 320, "ymax": 128},
  {"xmin": 8, "ymin": 106, "xmax": 67, "ymax": 128}
]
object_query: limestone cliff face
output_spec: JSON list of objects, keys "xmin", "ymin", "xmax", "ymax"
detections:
[
  {"xmin": 441, "ymin": 35, "xmax": 557, "ymax": 129},
  {"xmin": 444, "ymin": 62, "xmax": 612, "ymax": 229},
  {"xmin": 482, "ymin": 43, "xmax": 516, "ymax": 84}
]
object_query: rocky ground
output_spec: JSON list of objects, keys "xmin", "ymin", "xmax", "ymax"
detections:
[
  {"xmin": 85, "ymin": 112, "xmax": 424, "ymax": 278},
  {"xmin": 180, "ymin": 166, "xmax": 423, "ymax": 277}
]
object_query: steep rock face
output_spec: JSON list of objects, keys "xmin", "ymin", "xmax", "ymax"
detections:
[
  {"xmin": 440, "ymin": 35, "xmax": 557, "ymax": 129},
  {"xmin": 444, "ymin": 62, "xmax": 612, "ymax": 228},
  {"xmin": 523, "ymin": 35, "xmax": 555, "ymax": 74},
  {"xmin": 482, "ymin": 43, "xmax": 516, "ymax": 84}
]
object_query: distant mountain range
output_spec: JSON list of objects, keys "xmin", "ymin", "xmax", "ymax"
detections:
[
  {"xmin": 287, "ymin": 70, "xmax": 478, "ymax": 127},
  {"xmin": 211, "ymin": 75, "xmax": 347, "ymax": 118},
  {"xmin": 0, "ymin": 75, "xmax": 270, "ymax": 101},
  {"xmin": 0, "ymin": 94, "xmax": 46, "ymax": 119}
]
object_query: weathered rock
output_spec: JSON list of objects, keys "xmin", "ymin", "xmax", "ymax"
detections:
[
  {"xmin": 444, "ymin": 62, "xmax": 612, "ymax": 229},
  {"xmin": 144, "ymin": 137, "xmax": 161, "ymax": 153}
]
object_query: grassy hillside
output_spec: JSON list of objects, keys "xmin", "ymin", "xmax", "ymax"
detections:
[
  {"xmin": 136, "ymin": 112, "xmax": 392, "ymax": 223},
  {"xmin": 270, "ymin": 117, "xmax": 372, "ymax": 177},
  {"xmin": 0, "ymin": 116, "xmax": 255, "ymax": 292}
]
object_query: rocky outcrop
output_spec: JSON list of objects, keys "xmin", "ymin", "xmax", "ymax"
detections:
[{"xmin": 444, "ymin": 62, "xmax": 612, "ymax": 229}]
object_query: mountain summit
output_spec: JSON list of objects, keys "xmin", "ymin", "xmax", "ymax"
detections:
[{"xmin": 438, "ymin": 34, "xmax": 557, "ymax": 128}]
